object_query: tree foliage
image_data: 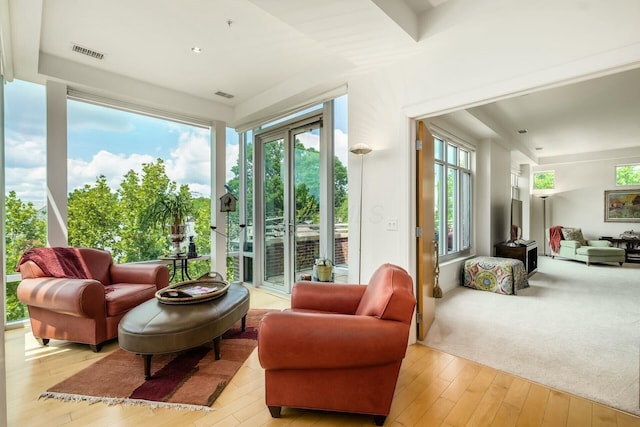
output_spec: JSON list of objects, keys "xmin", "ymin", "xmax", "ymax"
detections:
[
  {"xmin": 533, "ymin": 172, "xmax": 555, "ymax": 190},
  {"xmin": 4, "ymin": 191, "xmax": 46, "ymax": 321},
  {"xmin": 616, "ymin": 165, "xmax": 640, "ymax": 186}
]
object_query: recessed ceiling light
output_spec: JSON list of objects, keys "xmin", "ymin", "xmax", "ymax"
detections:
[
  {"xmin": 191, "ymin": 46, "xmax": 202, "ymax": 53},
  {"xmin": 517, "ymin": 129, "xmax": 528, "ymax": 134}
]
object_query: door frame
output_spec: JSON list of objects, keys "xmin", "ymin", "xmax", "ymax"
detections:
[{"xmin": 253, "ymin": 111, "xmax": 325, "ymax": 293}]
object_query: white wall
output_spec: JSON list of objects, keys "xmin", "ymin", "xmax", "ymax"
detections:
[
  {"xmin": 346, "ymin": 1, "xmax": 640, "ymax": 295},
  {"xmin": 533, "ymin": 155, "xmax": 640, "ymax": 247},
  {"xmin": 347, "ymin": 73, "xmax": 412, "ymax": 282}
]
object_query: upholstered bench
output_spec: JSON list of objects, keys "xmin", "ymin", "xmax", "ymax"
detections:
[{"xmin": 463, "ymin": 256, "xmax": 528, "ymax": 295}]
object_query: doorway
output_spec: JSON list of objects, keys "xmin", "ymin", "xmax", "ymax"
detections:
[{"xmin": 255, "ymin": 115, "xmax": 324, "ymax": 293}]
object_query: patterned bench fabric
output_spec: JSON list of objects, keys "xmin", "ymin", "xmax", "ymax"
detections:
[{"xmin": 463, "ymin": 256, "xmax": 528, "ymax": 295}]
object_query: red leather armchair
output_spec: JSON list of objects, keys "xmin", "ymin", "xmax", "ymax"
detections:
[
  {"xmin": 258, "ymin": 263, "xmax": 416, "ymax": 426},
  {"xmin": 17, "ymin": 247, "xmax": 169, "ymax": 351}
]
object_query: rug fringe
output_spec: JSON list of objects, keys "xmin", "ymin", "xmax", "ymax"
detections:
[{"xmin": 39, "ymin": 392, "xmax": 214, "ymax": 412}]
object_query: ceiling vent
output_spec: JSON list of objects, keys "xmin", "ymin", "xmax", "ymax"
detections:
[
  {"xmin": 71, "ymin": 43, "xmax": 105, "ymax": 60},
  {"xmin": 214, "ymin": 90, "xmax": 235, "ymax": 99}
]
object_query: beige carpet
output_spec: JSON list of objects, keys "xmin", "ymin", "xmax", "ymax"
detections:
[{"xmin": 422, "ymin": 256, "xmax": 640, "ymax": 415}]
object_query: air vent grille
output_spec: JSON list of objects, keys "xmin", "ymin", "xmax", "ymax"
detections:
[
  {"xmin": 215, "ymin": 90, "xmax": 235, "ymax": 99},
  {"xmin": 72, "ymin": 44, "xmax": 105, "ymax": 60}
]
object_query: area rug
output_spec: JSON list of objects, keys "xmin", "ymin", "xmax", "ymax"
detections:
[{"xmin": 39, "ymin": 309, "xmax": 275, "ymax": 411}]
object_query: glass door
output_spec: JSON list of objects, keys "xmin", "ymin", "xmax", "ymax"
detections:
[
  {"xmin": 262, "ymin": 135, "xmax": 287, "ymax": 290},
  {"xmin": 292, "ymin": 126, "xmax": 321, "ymax": 282},
  {"xmin": 257, "ymin": 120, "xmax": 322, "ymax": 293}
]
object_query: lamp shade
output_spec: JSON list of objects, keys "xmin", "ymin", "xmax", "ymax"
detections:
[{"xmin": 349, "ymin": 143, "xmax": 372, "ymax": 155}]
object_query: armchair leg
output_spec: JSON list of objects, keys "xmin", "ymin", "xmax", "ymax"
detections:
[
  {"xmin": 35, "ymin": 338, "xmax": 49, "ymax": 347},
  {"xmin": 89, "ymin": 343, "xmax": 103, "ymax": 352},
  {"xmin": 268, "ymin": 406, "xmax": 281, "ymax": 418},
  {"xmin": 373, "ymin": 415, "xmax": 387, "ymax": 426}
]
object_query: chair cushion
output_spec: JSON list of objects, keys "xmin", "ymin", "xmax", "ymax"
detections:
[
  {"xmin": 576, "ymin": 246, "xmax": 625, "ymax": 257},
  {"xmin": 104, "ymin": 284, "xmax": 157, "ymax": 316},
  {"xmin": 562, "ymin": 227, "xmax": 587, "ymax": 245},
  {"xmin": 355, "ymin": 264, "xmax": 415, "ymax": 323}
]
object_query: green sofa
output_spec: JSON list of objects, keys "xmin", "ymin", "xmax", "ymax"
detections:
[{"xmin": 547, "ymin": 227, "xmax": 625, "ymax": 266}]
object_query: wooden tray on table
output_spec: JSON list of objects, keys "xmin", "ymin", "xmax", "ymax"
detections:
[{"xmin": 155, "ymin": 277, "xmax": 230, "ymax": 305}]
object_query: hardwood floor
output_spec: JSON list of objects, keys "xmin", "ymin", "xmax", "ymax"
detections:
[{"xmin": 6, "ymin": 286, "xmax": 640, "ymax": 427}]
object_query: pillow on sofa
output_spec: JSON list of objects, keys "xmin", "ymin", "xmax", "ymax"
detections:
[{"xmin": 562, "ymin": 227, "xmax": 587, "ymax": 245}]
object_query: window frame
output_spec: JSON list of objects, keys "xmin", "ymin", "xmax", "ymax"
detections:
[{"xmin": 433, "ymin": 131, "xmax": 473, "ymax": 261}]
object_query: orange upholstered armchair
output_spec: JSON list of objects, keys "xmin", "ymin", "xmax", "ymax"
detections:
[
  {"xmin": 257, "ymin": 263, "xmax": 416, "ymax": 426},
  {"xmin": 17, "ymin": 247, "xmax": 169, "ymax": 352}
]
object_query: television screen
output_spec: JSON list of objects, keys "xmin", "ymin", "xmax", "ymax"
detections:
[{"xmin": 511, "ymin": 199, "xmax": 523, "ymax": 241}]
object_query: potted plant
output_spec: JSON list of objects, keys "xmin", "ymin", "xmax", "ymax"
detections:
[
  {"xmin": 142, "ymin": 188, "xmax": 194, "ymax": 255},
  {"xmin": 314, "ymin": 257, "xmax": 333, "ymax": 282}
]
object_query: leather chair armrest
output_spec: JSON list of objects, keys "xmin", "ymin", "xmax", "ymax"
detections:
[
  {"xmin": 258, "ymin": 311, "xmax": 409, "ymax": 370},
  {"xmin": 17, "ymin": 278, "xmax": 106, "ymax": 318},
  {"xmin": 291, "ymin": 282, "xmax": 366, "ymax": 314},
  {"xmin": 110, "ymin": 263, "xmax": 170, "ymax": 289}
]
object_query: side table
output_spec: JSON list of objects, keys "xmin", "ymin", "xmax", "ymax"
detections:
[
  {"xmin": 599, "ymin": 237, "xmax": 640, "ymax": 263},
  {"xmin": 494, "ymin": 240, "xmax": 538, "ymax": 276},
  {"xmin": 159, "ymin": 254, "xmax": 211, "ymax": 281}
]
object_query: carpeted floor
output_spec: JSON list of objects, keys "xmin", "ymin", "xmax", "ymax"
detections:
[
  {"xmin": 39, "ymin": 309, "xmax": 275, "ymax": 411},
  {"xmin": 422, "ymin": 256, "xmax": 640, "ymax": 415}
]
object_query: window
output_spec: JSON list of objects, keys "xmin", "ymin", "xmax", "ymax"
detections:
[
  {"xmin": 616, "ymin": 164, "xmax": 640, "ymax": 186},
  {"xmin": 533, "ymin": 171, "xmax": 555, "ymax": 190},
  {"xmin": 434, "ymin": 135, "xmax": 473, "ymax": 258},
  {"xmin": 3, "ymin": 79, "xmax": 47, "ymax": 324},
  {"xmin": 511, "ymin": 173, "xmax": 520, "ymax": 200},
  {"xmin": 66, "ymin": 99, "xmax": 212, "ymax": 279}
]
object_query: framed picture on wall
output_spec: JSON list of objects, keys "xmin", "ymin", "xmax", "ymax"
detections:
[{"xmin": 604, "ymin": 190, "xmax": 640, "ymax": 222}]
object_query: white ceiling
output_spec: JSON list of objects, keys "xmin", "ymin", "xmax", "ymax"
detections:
[
  {"xmin": 4, "ymin": 0, "xmax": 640, "ymax": 164},
  {"xmin": 433, "ymin": 66, "xmax": 640, "ymax": 165}
]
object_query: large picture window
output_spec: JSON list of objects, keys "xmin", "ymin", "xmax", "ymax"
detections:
[
  {"xmin": 3, "ymin": 79, "xmax": 47, "ymax": 324},
  {"xmin": 434, "ymin": 135, "xmax": 473, "ymax": 258},
  {"xmin": 66, "ymin": 100, "xmax": 212, "ymax": 276}
]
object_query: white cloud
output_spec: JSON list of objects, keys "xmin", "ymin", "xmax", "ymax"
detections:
[
  {"xmin": 5, "ymin": 136, "xmax": 46, "ymax": 169},
  {"xmin": 335, "ymin": 129, "xmax": 349, "ymax": 167},
  {"xmin": 166, "ymin": 129, "xmax": 211, "ymax": 196},
  {"xmin": 68, "ymin": 150, "xmax": 155, "ymax": 192},
  {"xmin": 291, "ymin": 129, "xmax": 349, "ymax": 167}
]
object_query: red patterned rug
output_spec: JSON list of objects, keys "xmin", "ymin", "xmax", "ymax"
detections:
[{"xmin": 39, "ymin": 309, "xmax": 274, "ymax": 411}]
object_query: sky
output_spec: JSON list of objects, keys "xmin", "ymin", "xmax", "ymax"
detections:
[{"xmin": 4, "ymin": 79, "xmax": 349, "ymax": 206}]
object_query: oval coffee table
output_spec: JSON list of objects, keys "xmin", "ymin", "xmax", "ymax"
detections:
[{"xmin": 118, "ymin": 282, "xmax": 250, "ymax": 379}]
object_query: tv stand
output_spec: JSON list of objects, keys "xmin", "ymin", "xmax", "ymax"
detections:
[{"xmin": 495, "ymin": 240, "xmax": 538, "ymax": 276}]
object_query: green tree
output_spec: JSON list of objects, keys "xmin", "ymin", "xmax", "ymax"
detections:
[
  {"xmin": 117, "ymin": 160, "xmax": 172, "ymax": 262},
  {"xmin": 5, "ymin": 191, "xmax": 46, "ymax": 269},
  {"xmin": 534, "ymin": 172, "xmax": 555, "ymax": 190},
  {"xmin": 4, "ymin": 191, "xmax": 46, "ymax": 321},
  {"xmin": 616, "ymin": 165, "xmax": 640, "ymax": 186},
  {"xmin": 68, "ymin": 176, "xmax": 121, "ymax": 256}
]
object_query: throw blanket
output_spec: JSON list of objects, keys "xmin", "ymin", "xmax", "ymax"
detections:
[
  {"xmin": 549, "ymin": 225, "xmax": 563, "ymax": 253},
  {"xmin": 17, "ymin": 247, "xmax": 90, "ymax": 279}
]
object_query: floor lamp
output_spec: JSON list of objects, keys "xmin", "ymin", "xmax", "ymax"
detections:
[{"xmin": 349, "ymin": 143, "xmax": 372, "ymax": 283}]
